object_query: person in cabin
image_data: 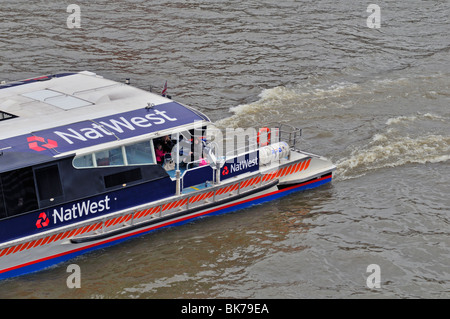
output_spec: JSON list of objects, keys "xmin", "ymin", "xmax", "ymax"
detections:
[
  {"xmin": 161, "ymin": 135, "xmax": 175, "ymax": 153},
  {"xmin": 155, "ymin": 143, "xmax": 166, "ymax": 165}
]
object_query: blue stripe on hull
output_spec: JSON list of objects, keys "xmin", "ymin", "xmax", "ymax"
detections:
[{"xmin": 0, "ymin": 176, "xmax": 331, "ymax": 280}]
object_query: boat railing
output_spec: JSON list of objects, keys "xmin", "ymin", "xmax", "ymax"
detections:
[
  {"xmin": 224, "ymin": 137, "xmax": 259, "ymax": 159},
  {"xmin": 168, "ymin": 123, "xmax": 302, "ymax": 192},
  {"xmin": 267, "ymin": 122, "xmax": 302, "ymax": 151},
  {"xmin": 185, "ymin": 158, "xmax": 208, "ymax": 170},
  {"xmin": 222, "ymin": 123, "xmax": 302, "ymax": 158}
]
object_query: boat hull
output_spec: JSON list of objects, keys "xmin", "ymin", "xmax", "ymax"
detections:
[{"xmin": 0, "ymin": 156, "xmax": 334, "ymax": 280}]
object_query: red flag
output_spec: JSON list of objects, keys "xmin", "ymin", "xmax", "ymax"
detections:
[{"xmin": 161, "ymin": 80, "xmax": 167, "ymax": 96}]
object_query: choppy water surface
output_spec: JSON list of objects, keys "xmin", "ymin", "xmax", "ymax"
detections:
[{"xmin": 0, "ymin": 0, "xmax": 449, "ymax": 298}]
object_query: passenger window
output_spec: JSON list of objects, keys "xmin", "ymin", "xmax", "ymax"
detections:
[
  {"xmin": 95, "ymin": 147, "xmax": 124, "ymax": 167},
  {"xmin": 73, "ymin": 154, "xmax": 94, "ymax": 168},
  {"xmin": 0, "ymin": 178, "xmax": 7, "ymax": 219},
  {"xmin": 1, "ymin": 168, "xmax": 38, "ymax": 216},
  {"xmin": 35, "ymin": 165, "xmax": 63, "ymax": 201},
  {"xmin": 73, "ymin": 140, "xmax": 156, "ymax": 169},
  {"xmin": 125, "ymin": 141, "xmax": 154, "ymax": 165}
]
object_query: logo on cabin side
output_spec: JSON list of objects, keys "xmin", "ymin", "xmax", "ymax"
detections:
[
  {"xmin": 27, "ymin": 136, "xmax": 58, "ymax": 152},
  {"xmin": 36, "ymin": 212, "xmax": 50, "ymax": 228},
  {"xmin": 222, "ymin": 166, "xmax": 229, "ymax": 175},
  {"xmin": 221, "ymin": 154, "xmax": 259, "ymax": 179}
]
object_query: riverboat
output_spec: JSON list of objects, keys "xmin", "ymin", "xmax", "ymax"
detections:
[{"xmin": 0, "ymin": 71, "xmax": 335, "ymax": 279}]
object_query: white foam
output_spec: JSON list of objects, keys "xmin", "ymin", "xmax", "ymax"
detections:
[
  {"xmin": 218, "ymin": 82, "xmax": 363, "ymax": 128},
  {"xmin": 385, "ymin": 112, "xmax": 446, "ymax": 126},
  {"xmin": 386, "ymin": 115, "xmax": 417, "ymax": 125},
  {"xmin": 336, "ymin": 134, "xmax": 450, "ymax": 181}
]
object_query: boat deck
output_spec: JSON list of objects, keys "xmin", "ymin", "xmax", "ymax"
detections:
[{"xmin": 183, "ymin": 183, "xmax": 211, "ymax": 194}]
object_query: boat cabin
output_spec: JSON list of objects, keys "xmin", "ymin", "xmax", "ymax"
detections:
[{"xmin": 0, "ymin": 71, "xmax": 213, "ymax": 241}]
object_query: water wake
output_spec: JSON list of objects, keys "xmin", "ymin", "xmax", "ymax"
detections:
[
  {"xmin": 217, "ymin": 77, "xmax": 450, "ymax": 182},
  {"xmin": 216, "ymin": 81, "xmax": 362, "ymax": 128},
  {"xmin": 336, "ymin": 114, "xmax": 450, "ymax": 180}
]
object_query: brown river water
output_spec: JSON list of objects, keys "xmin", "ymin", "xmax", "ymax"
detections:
[{"xmin": 0, "ymin": 0, "xmax": 448, "ymax": 299}]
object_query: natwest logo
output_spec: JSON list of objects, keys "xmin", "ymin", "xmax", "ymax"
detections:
[
  {"xmin": 229, "ymin": 157, "xmax": 258, "ymax": 174},
  {"xmin": 222, "ymin": 166, "xmax": 229, "ymax": 176},
  {"xmin": 28, "ymin": 136, "xmax": 58, "ymax": 152},
  {"xmin": 36, "ymin": 212, "xmax": 50, "ymax": 228},
  {"xmin": 52, "ymin": 195, "xmax": 111, "ymax": 225},
  {"xmin": 221, "ymin": 154, "xmax": 259, "ymax": 179},
  {"xmin": 53, "ymin": 109, "xmax": 177, "ymax": 145}
]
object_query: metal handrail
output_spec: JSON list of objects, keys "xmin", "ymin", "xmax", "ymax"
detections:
[{"xmin": 267, "ymin": 122, "xmax": 302, "ymax": 150}]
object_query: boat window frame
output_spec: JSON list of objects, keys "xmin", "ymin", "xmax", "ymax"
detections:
[
  {"xmin": 33, "ymin": 163, "xmax": 65, "ymax": 205},
  {"xmin": 70, "ymin": 122, "xmax": 212, "ymax": 170},
  {"xmin": 0, "ymin": 166, "xmax": 39, "ymax": 217},
  {"xmin": 0, "ymin": 176, "xmax": 6, "ymax": 219},
  {"xmin": 72, "ymin": 138, "xmax": 157, "ymax": 169},
  {"xmin": 0, "ymin": 110, "xmax": 17, "ymax": 121}
]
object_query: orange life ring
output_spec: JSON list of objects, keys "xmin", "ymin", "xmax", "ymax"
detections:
[{"xmin": 257, "ymin": 127, "xmax": 271, "ymax": 147}]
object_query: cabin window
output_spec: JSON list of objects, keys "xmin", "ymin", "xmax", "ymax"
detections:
[
  {"xmin": 104, "ymin": 168, "xmax": 142, "ymax": 188},
  {"xmin": 125, "ymin": 141, "xmax": 154, "ymax": 165},
  {"xmin": 95, "ymin": 147, "xmax": 124, "ymax": 167},
  {"xmin": 0, "ymin": 110, "xmax": 17, "ymax": 121},
  {"xmin": 73, "ymin": 154, "xmax": 94, "ymax": 168},
  {"xmin": 1, "ymin": 167, "xmax": 38, "ymax": 216},
  {"xmin": 0, "ymin": 179, "xmax": 6, "ymax": 219},
  {"xmin": 35, "ymin": 165, "xmax": 63, "ymax": 201},
  {"xmin": 73, "ymin": 140, "xmax": 155, "ymax": 168}
]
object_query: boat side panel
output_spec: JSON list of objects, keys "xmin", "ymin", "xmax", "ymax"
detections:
[
  {"xmin": 0, "ymin": 174, "xmax": 175, "ymax": 243},
  {"xmin": 0, "ymin": 174, "xmax": 332, "ymax": 280}
]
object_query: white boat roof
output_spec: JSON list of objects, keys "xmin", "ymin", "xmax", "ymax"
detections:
[
  {"xmin": 0, "ymin": 71, "xmax": 210, "ymax": 172},
  {"xmin": 0, "ymin": 71, "xmax": 209, "ymax": 139}
]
